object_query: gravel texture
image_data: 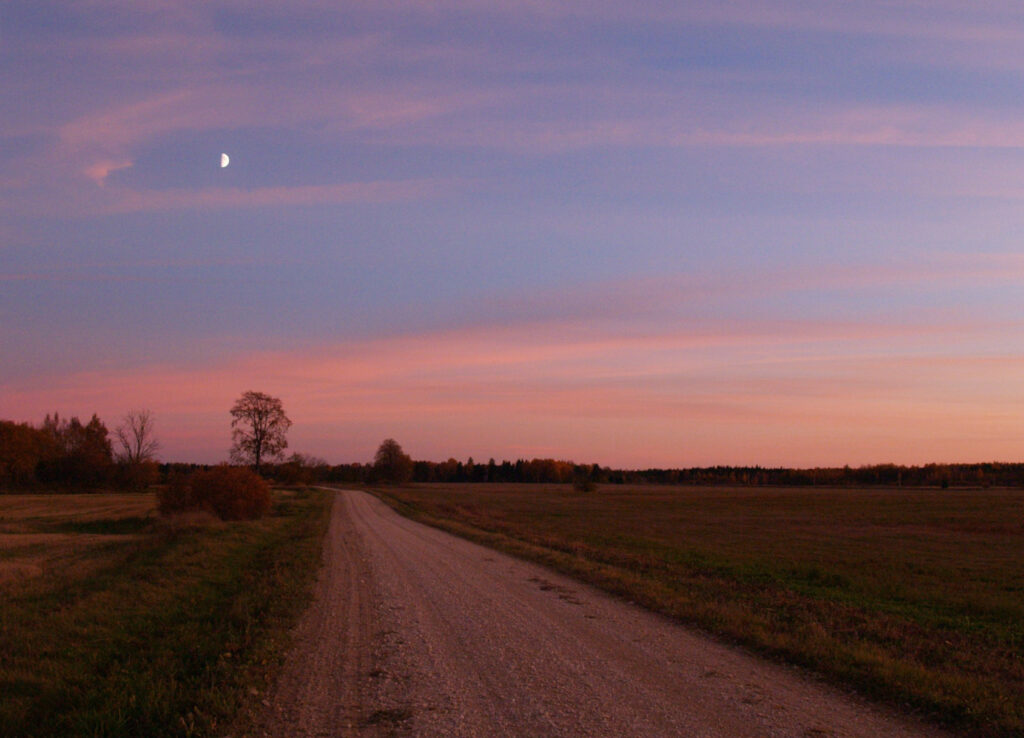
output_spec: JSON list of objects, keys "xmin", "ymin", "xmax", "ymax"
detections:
[{"xmin": 256, "ymin": 489, "xmax": 950, "ymax": 737}]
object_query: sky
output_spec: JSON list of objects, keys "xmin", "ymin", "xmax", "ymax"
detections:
[{"xmin": 3, "ymin": 1, "xmax": 1024, "ymax": 468}]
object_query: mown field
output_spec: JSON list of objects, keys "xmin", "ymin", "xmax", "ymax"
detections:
[
  {"xmin": 377, "ymin": 483, "xmax": 1024, "ymax": 737},
  {"xmin": 0, "ymin": 488, "xmax": 332, "ymax": 737}
]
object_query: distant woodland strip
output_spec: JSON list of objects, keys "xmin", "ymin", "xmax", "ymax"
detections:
[{"xmin": 5, "ymin": 415, "xmax": 1022, "ymax": 490}]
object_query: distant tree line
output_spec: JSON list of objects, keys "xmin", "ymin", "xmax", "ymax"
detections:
[
  {"xmin": 5, "ymin": 410, "xmax": 1024, "ymax": 491},
  {"xmin": 605, "ymin": 462, "xmax": 1024, "ymax": 488},
  {"xmin": 347, "ymin": 459, "xmax": 1024, "ymax": 488},
  {"xmin": 156, "ymin": 452, "xmax": 597, "ymax": 487},
  {"xmin": 267, "ymin": 456, "xmax": 1024, "ymax": 489}
]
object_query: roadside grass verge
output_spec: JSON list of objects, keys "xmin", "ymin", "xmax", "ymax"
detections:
[
  {"xmin": 0, "ymin": 487, "xmax": 332, "ymax": 737},
  {"xmin": 374, "ymin": 483, "xmax": 1024, "ymax": 737}
]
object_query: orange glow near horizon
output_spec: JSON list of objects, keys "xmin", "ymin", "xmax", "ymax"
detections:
[{"xmin": 5, "ymin": 321, "xmax": 1024, "ymax": 468}]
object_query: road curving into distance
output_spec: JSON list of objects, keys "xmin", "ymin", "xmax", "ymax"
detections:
[{"xmin": 255, "ymin": 488, "xmax": 950, "ymax": 737}]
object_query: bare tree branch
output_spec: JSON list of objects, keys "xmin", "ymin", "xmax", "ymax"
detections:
[{"xmin": 114, "ymin": 409, "xmax": 160, "ymax": 464}]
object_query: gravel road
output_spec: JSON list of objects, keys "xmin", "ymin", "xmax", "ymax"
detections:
[{"xmin": 255, "ymin": 489, "xmax": 949, "ymax": 737}]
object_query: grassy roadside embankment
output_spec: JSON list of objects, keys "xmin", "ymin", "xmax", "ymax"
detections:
[
  {"xmin": 375, "ymin": 483, "xmax": 1024, "ymax": 737},
  {"xmin": 0, "ymin": 487, "xmax": 332, "ymax": 737}
]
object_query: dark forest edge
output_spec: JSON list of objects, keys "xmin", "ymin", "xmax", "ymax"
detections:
[{"xmin": 4, "ymin": 416, "xmax": 1023, "ymax": 491}]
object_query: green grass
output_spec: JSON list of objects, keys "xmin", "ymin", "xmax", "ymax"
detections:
[
  {"xmin": 375, "ymin": 483, "xmax": 1024, "ymax": 737},
  {"xmin": 0, "ymin": 488, "xmax": 332, "ymax": 737}
]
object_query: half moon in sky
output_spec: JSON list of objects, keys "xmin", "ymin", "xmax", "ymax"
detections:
[{"xmin": 220, "ymin": 153, "xmax": 230, "ymax": 168}]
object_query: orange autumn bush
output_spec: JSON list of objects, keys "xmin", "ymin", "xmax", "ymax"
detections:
[{"xmin": 158, "ymin": 465, "xmax": 271, "ymax": 521}]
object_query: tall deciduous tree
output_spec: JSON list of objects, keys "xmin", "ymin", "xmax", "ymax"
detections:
[
  {"xmin": 373, "ymin": 438, "xmax": 413, "ymax": 484},
  {"xmin": 230, "ymin": 391, "xmax": 292, "ymax": 474},
  {"xmin": 114, "ymin": 409, "xmax": 160, "ymax": 464}
]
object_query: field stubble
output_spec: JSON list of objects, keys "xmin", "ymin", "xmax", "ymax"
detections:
[
  {"xmin": 0, "ymin": 493, "xmax": 155, "ymax": 586},
  {"xmin": 377, "ymin": 483, "xmax": 1024, "ymax": 737}
]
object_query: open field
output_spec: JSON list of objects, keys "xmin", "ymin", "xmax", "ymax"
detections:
[
  {"xmin": 0, "ymin": 493, "xmax": 157, "ymax": 586},
  {"xmin": 376, "ymin": 483, "xmax": 1024, "ymax": 737},
  {"xmin": 0, "ymin": 488, "xmax": 332, "ymax": 737}
]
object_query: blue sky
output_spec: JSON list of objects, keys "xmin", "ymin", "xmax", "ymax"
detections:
[{"xmin": 3, "ymin": 1, "xmax": 1024, "ymax": 465}]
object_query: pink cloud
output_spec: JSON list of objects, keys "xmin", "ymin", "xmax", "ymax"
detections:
[
  {"xmin": 103, "ymin": 178, "xmax": 454, "ymax": 213},
  {"xmin": 8, "ymin": 12, "xmax": 1024, "ymax": 224},
  {"xmin": 84, "ymin": 159, "xmax": 134, "ymax": 186},
  {"xmin": 0, "ymin": 71, "xmax": 476, "ymax": 216}
]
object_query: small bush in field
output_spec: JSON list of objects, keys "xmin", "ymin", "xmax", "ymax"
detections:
[{"xmin": 157, "ymin": 466, "xmax": 271, "ymax": 521}]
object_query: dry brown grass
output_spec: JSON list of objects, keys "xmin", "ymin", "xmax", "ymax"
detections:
[
  {"xmin": 0, "ymin": 492, "xmax": 156, "ymax": 587},
  {"xmin": 0, "ymin": 492, "xmax": 156, "ymax": 523}
]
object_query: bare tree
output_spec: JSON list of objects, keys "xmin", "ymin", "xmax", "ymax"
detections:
[
  {"xmin": 230, "ymin": 391, "xmax": 292, "ymax": 474},
  {"xmin": 115, "ymin": 409, "xmax": 160, "ymax": 464}
]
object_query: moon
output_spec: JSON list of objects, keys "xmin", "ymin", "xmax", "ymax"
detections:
[{"xmin": 220, "ymin": 153, "xmax": 230, "ymax": 168}]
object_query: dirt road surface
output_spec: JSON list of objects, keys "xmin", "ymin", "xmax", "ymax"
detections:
[{"xmin": 255, "ymin": 489, "xmax": 949, "ymax": 737}]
